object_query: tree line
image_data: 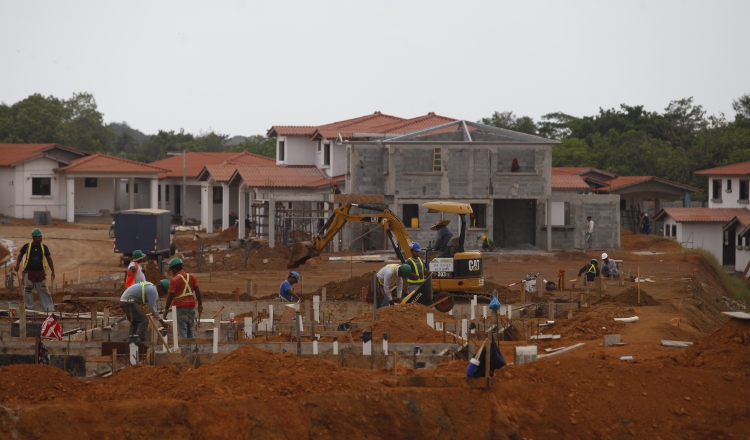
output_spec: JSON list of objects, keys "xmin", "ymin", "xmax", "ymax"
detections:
[
  {"xmin": 0, "ymin": 93, "xmax": 276, "ymax": 163},
  {"xmin": 481, "ymin": 94, "xmax": 750, "ymax": 199}
]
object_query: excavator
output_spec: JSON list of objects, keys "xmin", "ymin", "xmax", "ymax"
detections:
[{"xmin": 287, "ymin": 201, "xmax": 484, "ymax": 312}]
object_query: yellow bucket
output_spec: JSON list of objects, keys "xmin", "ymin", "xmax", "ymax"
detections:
[{"xmin": 411, "ymin": 217, "xmax": 419, "ymax": 228}]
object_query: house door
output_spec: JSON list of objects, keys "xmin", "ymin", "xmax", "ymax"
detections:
[
  {"xmin": 493, "ymin": 199, "xmax": 536, "ymax": 248},
  {"xmin": 174, "ymin": 185, "xmax": 181, "ymax": 216},
  {"xmin": 722, "ymin": 229, "xmax": 736, "ymax": 267}
]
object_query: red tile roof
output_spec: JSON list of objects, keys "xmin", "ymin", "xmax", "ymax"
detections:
[
  {"xmin": 266, "ymin": 126, "xmax": 318, "ymax": 137},
  {"xmin": 551, "ymin": 167, "xmax": 590, "ymax": 176},
  {"xmin": 654, "ymin": 207, "xmax": 750, "ymax": 223},
  {"xmin": 369, "ymin": 112, "xmax": 457, "ymax": 134},
  {"xmin": 551, "ymin": 175, "xmax": 590, "ymax": 190},
  {"xmin": 226, "ymin": 151, "xmax": 276, "ymax": 165},
  {"xmin": 0, "ymin": 143, "xmax": 88, "ymax": 166},
  {"xmin": 60, "ymin": 153, "xmax": 169, "ymax": 174},
  {"xmin": 304, "ymin": 174, "xmax": 345, "ymax": 188},
  {"xmin": 599, "ymin": 176, "xmax": 701, "ymax": 193},
  {"xmin": 311, "ymin": 111, "xmax": 405, "ymax": 140},
  {"xmin": 232, "ymin": 165, "xmax": 329, "ymax": 188},
  {"xmin": 694, "ymin": 161, "xmax": 750, "ymax": 176},
  {"xmin": 202, "ymin": 163, "xmax": 239, "ymax": 183},
  {"xmin": 150, "ymin": 152, "xmax": 272, "ymax": 179}
]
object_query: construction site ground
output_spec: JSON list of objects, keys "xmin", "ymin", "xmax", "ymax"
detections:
[{"xmin": 1, "ymin": 221, "xmax": 750, "ymax": 439}]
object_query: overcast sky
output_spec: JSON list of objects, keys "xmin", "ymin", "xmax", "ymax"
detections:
[{"xmin": 1, "ymin": 1, "xmax": 748, "ymax": 138}]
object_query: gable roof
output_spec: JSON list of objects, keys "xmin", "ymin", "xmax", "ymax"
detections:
[
  {"xmin": 0, "ymin": 143, "xmax": 89, "ymax": 167},
  {"xmin": 149, "ymin": 151, "xmax": 273, "ymax": 179},
  {"xmin": 694, "ymin": 161, "xmax": 750, "ymax": 176},
  {"xmin": 59, "ymin": 153, "xmax": 169, "ymax": 174},
  {"xmin": 366, "ymin": 112, "xmax": 457, "ymax": 135},
  {"xmin": 311, "ymin": 111, "xmax": 406, "ymax": 140},
  {"xmin": 551, "ymin": 167, "xmax": 617, "ymax": 180},
  {"xmin": 382, "ymin": 120, "xmax": 560, "ymax": 144},
  {"xmin": 229, "ymin": 165, "xmax": 329, "ymax": 188},
  {"xmin": 653, "ymin": 207, "xmax": 750, "ymax": 223},
  {"xmin": 724, "ymin": 215, "xmax": 750, "ymax": 232},
  {"xmin": 304, "ymin": 174, "xmax": 345, "ymax": 189},
  {"xmin": 598, "ymin": 176, "xmax": 701, "ymax": 193},
  {"xmin": 551, "ymin": 175, "xmax": 590, "ymax": 190},
  {"xmin": 266, "ymin": 126, "xmax": 318, "ymax": 137}
]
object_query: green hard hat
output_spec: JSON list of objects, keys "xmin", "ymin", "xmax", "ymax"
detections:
[
  {"xmin": 31, "ymin": 228, "xmax": 43, "ymax": 237},
  {"xmin": 399, "ymin": 263, "xmax": 412, "ymax": 278},
  {"xmin": 168, "ymin": 257, "xmax": 183, "ymax": 268},
  {"xmin": 132, "ymin": 250, "xmax": 145, "ymax": 260},
  {"xmin": 160, "ymin": 279, "xmax": 170, "ymax": 291}
]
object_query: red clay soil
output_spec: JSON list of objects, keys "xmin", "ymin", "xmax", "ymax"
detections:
[
  {"xmin": 304, "ymin": 272, "xmax": 372, "ymax": 301},
  {"xmin": 347, "ymin": 303, "xmax": 462, "ymax": 343},
  {"xmin": 679, "ymin": 318, "xmax": 750, "ymax": 371},
  {"xmin": 606, "ymin": 287, "xmax": 662, "ymax": 306},
  {"xmin": 620, "ymin": 229, "xmax": 684, "ymax": 252},
  {"xmin": 552, "ymin": 308, "xmax": 629, "ymax": 340}
]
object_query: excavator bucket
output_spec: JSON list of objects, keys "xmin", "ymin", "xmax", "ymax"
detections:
[{"xmin": 288, "ymin": 241, "xmax": 316, "ymax": 269}]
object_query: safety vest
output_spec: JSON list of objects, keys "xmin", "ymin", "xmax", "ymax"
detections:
[
  {"xmin": 125, "ymin": 261, "xmax": 140, "ymax": 288},
  {"xmin": 23, "ymin": 242, "xmax": 45, "ymax": 271},
  {"xmin": 587, "ymin": 264, "xmax": 597, "ymax": 274},
  {"xmin": 378, "ymin": 264, "xmax": 401, "ymax": 289},
  {"xmin": 174, "ymin": 273, "xmax": 194, "ymax": 300},
  {"xmin": 139, "ymin": 281, "xmax": 153, "ymax": 304},
  {"xmin": 407, "ymin": 257, "xmax": 425, "ymax": 284}
]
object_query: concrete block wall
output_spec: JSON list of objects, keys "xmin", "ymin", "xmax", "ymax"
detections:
[{"xmin": 536, "ymin": 194, "xmax": 621, "ymax": 250}]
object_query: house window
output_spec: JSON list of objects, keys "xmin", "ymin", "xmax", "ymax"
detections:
[
  {"xmin": 84, "ymin": 178, "xmax": 97, "ymax": 188},
  {"xmin": 402, "ymin": 204, "xmax": 419, "ymax": 228},
  {"xmin": 741, "ymin": 180, "xmax": 749, "ymax": 201},
  {"xmin": 213, "ymin": 187, "xmax": 223, "ymax": 203},
  {"xmin": 158, "ymin": 185, "xmax": 161, "ymax": 202},
  {"xmin": 546, "ymin": 201, "xmax": 570, "ymax": 226},
  {"xmin": 317, "ymin": 140, "xmax": 321, "ymax": 152},
  {"xmin": 739, "ymin": 235, "xmax": 743, "ymax": 246},
  {"xmin": 278, "ymin": 141, "xmax": 285, "ymax": 161},
  {"xmin": 712, "ymin": 179, "xmax": 721, "ymax": 200},
  {"xmin": 165, "ymin": 185, "xmax": 170, "ymax": 202},
  {"xmin": 32, "ymin": 177, "xmax": 51, "ymax": 196},
  {"xmin": 469, "ymin": 203, "xmax": 487, "ymax": 228},
  {"xmin": 672, "ymin": 225, "xmax": 677, "ymax": 237},
  {"xmin": 323, "ymin": 143, "xmax": 331, "ymax": 166},
  {"xmin": 125, "ymin": 183, "xmax": 139, "ymax": 194},
  {"xmin": 727, "ymin": 179, "xmax": 733, "ymax": 193}
]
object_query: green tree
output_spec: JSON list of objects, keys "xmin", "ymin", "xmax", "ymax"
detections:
[
  {"xmin": 58, "ymin": 92, "xmax": 113, "ymax": 153},
  {"xmin": 195, "ymin": 131, "xmax": 228, "ymax": 153},
  {"xmin": 0, "ymin": 94, "xmax": 65, "ymax": 143},
  {"xmin": 480, "ymin": 111, "xmax": 537, "ymax": 134},
  {"xmin": 732, "ymin": 93, "xmax": 750, "ymax": 120},
  {"xmin": 228, "ymin": 135, "xmax": 276, "ymax": 158}
]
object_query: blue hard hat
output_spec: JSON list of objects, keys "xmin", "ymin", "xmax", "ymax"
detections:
[
  {"xmin": 409, "ymin": 242, "xmax": 421, "ymax": 252},
  {"xmin": 289, "ymin": 271, "xmax": 300, "ymax": 281}
]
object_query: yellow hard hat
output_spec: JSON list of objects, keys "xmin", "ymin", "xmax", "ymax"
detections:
[{"xmin": 481, "ymin": 235, "xmax": 487, "ymax": 240}]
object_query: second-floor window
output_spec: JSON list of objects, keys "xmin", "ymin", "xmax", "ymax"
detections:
[
  {"xmin": 324, "ymin": 143, "xmax": 331, "ymax": 166},
  {"xmin": 727, "ymin": 179, "xmax": 733, "ymax": 193},
  {"xmin": 712, "ymin": 179, "xmax": 721, "ymax": 200},
  {"xmin": 741, "ymin": 180, "xmax": 749, "ymax": 201},
  {"xmin": 278, "ymin": 141, "xmax": 285, "ymax": 161}
]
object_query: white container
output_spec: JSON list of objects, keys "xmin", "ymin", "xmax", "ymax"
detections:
[{"xmin": 516, "ymin": 346, "xmax": 538, "ymax": 365}]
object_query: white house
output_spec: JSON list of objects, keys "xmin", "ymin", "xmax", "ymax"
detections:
[
  {"xmin": 694, "ymin": 161, "xmax": 750, "ymax": 209},
  {"xmin": 654, "ymin": 207, "xmax": 750, "ymax": 269}
]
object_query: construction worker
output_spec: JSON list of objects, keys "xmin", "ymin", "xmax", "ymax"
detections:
[
  {"xmin": 601, "ymin": 253, "xmax": 620, "ymax": 278},
  {"xmin": 376, "ymin": 263, "xmax": 411, "ymax": 308},
  {"xmin": 430, "ymin": 219, "xmax": 453, "ymax": 255},
  {"xmin": 13, "ymin": 228, "xmax": 55, "ymax": 312},
  {"xmin": 578, "ymin": 258, "xmax": 600, "ymax": 284},
  {"xmin": 279, "ymin": 271, "xmax": 302, "ymax": 302},
  {"xmin": 120, "ymin": 280, "xmax": 170, "ymax": 342},
  {"xmin": 640, "ymin": 213, "xmax": 651, "ymax": 235},
  {"xmin": 124, "ymin": 250, "xmax": 146, "ymax": 288},
  {"xmin": 163, "ymin": 257, "xmax": 203, "ymax": 339},
  {"xmin": 584, "ymin": 216, "xmax": 594, "ymax": 250},
  {"xmin": 480, "ymin": 235, "xmax": 495, "ymax": 251},
  {"xmin": 405, "ymin": 242, "xmax": 427, "ymax": 294}
]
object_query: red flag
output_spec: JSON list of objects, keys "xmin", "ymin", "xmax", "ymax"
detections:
[{"xmin": 41, "ymin": 313, "xmax": 63, "ymax": 341}]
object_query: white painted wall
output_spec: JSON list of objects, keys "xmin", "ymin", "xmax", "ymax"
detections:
[
  {"xmin": 277, "ymin": 136, "xmax": 316, "ymax": 166},
  {"xmin": 732, "ymin": 224, "xmax": 750, "ymax": 273},
  {"xmin": 13, "ymin": 157, "xmax": 65, "ymax": 219},
  {"xmin": 210, "ymin": 186, "xmax": 239, "ymax": 222},
  {"xmin": 679, "ymin": 222, "xmax": 724, "ymax": 263},
  {"xmin": 0, "ymin": 168, "xmax": 15, "ymax": 217},
  {"xmin": 73, "ymin": 177, "xmax": 115, "ymax": 215},
  {"xmin": 707, "ymin": 176, "xmax": 750, "ymax": 209}
]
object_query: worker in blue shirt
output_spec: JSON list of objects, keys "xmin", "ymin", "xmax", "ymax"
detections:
[{"xmin": 279, "ymin": 271, "xmax": 302, "ymax": 302}]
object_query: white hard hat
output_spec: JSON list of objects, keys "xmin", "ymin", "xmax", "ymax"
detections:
[{"xmin": 602, "ymin": 252, "xmax": 608, "ymax": 259}]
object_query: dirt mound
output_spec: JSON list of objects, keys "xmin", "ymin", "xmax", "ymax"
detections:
[
  {"xmin": 609, "ymin": 287, "xmax": 661, "ymax": 306},
  {"xmin": 0, "ymin": 364, "xmax": 91, "ymax": 403},
  {"xmin": 620, "ymin": 228, "xmax": 683, "ymax": 252},
  {"xmin": 347, "ymin": 303, "xmax": 461, "ymax": 343},
  {"xmin": 553, "ymin": 308, "xmax": 628, "ymax": 340},
  {"xmin": 304, "ymin": 272, "xmax": 371, "ymax": 301},
  {"xmin": 680, "ymin": 318, "xmax": 750, "ymax": 371},
  {"xmin": 105, "ymin": 345, "xmax": 386, "ymax": 401},
  {"xmin": 217, "ymin": 226, "xmax": 238, "ymax": 242},
  {"xmin": 0, "ymin": 242, "xmax": 9, "ymax": 263}
]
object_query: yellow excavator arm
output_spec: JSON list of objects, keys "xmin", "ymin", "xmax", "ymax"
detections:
[{"xmin": 287, "ymin": 203, "xmax": 413, "ymax": 268}]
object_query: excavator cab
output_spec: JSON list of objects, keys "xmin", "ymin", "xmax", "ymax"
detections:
[{"xmin": 423, "ymin": 202, "xmax": 484, "ymax": 297}]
